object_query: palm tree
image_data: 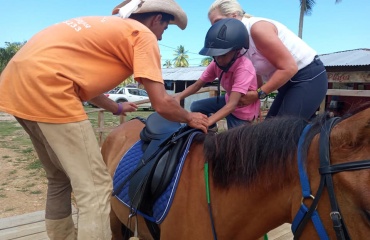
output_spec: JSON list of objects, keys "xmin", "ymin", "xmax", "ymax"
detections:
[
  {"xmin": 0, "ymin": 41, "xmax": 26, "ymax": 73},
  {"xmin": 298, "ymin": 0, "xmax": 341, "ymax": 39},
  {"xmin": 200, "ymin": 57, "xmax": 213, "ymax": 66},
  {"xmin": 172, "ymin": 45, "xmax": 189, "ymax": 67},
  {"xmin": 163, "ymin": 59, "xmax": 172, "ymax": 68}
]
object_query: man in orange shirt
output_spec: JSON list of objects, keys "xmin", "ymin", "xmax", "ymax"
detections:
[{"xmin": 0, "ymin": 0, "xmax": 208, "ymax": 239}]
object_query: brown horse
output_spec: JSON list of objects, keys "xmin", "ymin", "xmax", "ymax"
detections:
[{"xmin": 101, "ymin": 103, "xmax": 370, "ymax": 240}]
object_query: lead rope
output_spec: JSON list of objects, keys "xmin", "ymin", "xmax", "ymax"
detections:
[
  {"xmin": 204, "ymin": 162, "xmax": 269, "ymax": 240},
  {"xmin": 204, "ymin": 162, "xmax": 218, "ymax": 240}
]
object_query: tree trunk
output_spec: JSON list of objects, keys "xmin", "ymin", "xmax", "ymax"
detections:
[{"xmin": 298, "ymin": 3, "xmax": 305, "ymax": 39}]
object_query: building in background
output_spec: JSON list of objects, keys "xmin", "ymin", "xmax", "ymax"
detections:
[
  {"xmin": 320, "ymin": 48, "xmax": 370, "ymax": 116},
  {"xmin": 162, "ymin": 49, "xmax": 370, "ymax": 115}
]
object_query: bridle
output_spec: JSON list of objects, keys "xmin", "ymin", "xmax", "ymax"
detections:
[{"xmin": 292, "ymin": 117, "xmax": 370, "ymax": 239}]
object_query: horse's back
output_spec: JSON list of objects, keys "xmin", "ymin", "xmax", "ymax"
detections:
[
  {"xmin": 101, "ymin": 119, "xmax": 145, "ymax": 176},
  {"xmin": 101, "ymin": 119, "xmax": 154, "ymax": 239}
]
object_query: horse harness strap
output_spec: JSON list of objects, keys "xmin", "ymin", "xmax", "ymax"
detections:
[
  {"xmin": 318, "ymin": 117, "xmax": 350, "ymax": 240},
  {"xmin": 293, "ymin": 117, "xmax": 370, "ymax": 239},
  {"xmin": 292, "ymin": 123, "xmax": 329, "ymax": 239}
]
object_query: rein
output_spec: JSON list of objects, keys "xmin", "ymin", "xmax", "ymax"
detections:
[
  {"xmin": 204, "ymin": 162, "xmax": 268, "ymax": 240},
  {"xmin": 204, "ymin": 162, "xmax": 218, "ymax": 240},
  {"xmin": 292, "ymin": 117, "xmax": 370, "ymax": 239}
]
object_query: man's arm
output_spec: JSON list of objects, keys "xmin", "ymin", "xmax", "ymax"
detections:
[
  {"xmin": 141, "ymin": 78, "xmax": 208, "ymax": 132},
  {"xmin": 88, "ymin": 94, "xmax": 138, "ymax": 115}
]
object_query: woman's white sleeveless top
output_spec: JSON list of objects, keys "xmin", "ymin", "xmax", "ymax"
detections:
[{"xmin": 242, "ymin": 17, "xmax": 317, "ymax": 81}]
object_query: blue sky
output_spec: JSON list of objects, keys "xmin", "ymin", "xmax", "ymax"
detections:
[{"xmin": 1, "ymin": 0, "xmax": 369, "ymax": 67}]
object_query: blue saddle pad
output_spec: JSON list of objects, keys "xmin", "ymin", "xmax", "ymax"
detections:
[{"xmin": 113, "ymin": 132, "xmax": 200, "ymax": 223}]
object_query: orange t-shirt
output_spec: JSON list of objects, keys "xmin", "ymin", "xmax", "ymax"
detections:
[{"xmin": 0, "ymin": 16, "xmax": 163, "ymax": 123}]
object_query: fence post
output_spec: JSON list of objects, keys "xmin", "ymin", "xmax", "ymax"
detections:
[
  {"xmin": 97, "ymin": 110, "xmax": 105, "ymax": 147},
  {"xmin": 120, "ymin": 115, "xmax": 126, "ymax": 124}
]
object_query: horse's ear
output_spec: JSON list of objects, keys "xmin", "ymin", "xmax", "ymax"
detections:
[{"xmin": 331, "ymin": 107, "xmax": 370, "ymax": 149}]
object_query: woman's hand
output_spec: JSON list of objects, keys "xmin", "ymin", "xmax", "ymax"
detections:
[{"xmin": 238, "ymin": 91, "xmax": 259, "ymax": 106}]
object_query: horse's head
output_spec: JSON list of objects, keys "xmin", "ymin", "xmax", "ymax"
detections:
[{"xmin": 300, "ymin": 104, "xmax": 370, "ymax": 239}]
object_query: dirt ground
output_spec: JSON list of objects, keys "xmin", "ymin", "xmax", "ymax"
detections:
[{"xmin": 0, "ymin": 113, "xmax": 48, "ymax": 219}]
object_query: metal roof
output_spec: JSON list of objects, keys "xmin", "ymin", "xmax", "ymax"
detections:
[
  {"xmin": 162, "ymin": 66, "xmax": 205, "ymax": 81},
  {"xmin": 319, "ymin": 48, "xmax": 370, "ymax": 67}
]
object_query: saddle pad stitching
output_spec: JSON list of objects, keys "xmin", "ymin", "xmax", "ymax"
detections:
[
  {"xmin": 113, "ymin": 140, "xmax": 156, "ymax": 221},
  {"xmin": 156, "ymin": 132, "xmax": 200, "ymax": 222},
  {"xmin": 112, "ymin": 140, "xmax": 139, "ymax": 182}
]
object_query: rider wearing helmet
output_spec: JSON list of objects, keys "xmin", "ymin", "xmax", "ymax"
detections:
[
  {"xmin": 175, "ymin": 18, "xmax": 260, "ymax": 130},
  {"xmin": 199, "ymin": 17, "xmax": 249, "ymax": 71}
]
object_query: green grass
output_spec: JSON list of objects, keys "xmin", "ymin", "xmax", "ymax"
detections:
[
  {"xmin": 30, "ymin": 190, "xmax": 42, "ymax": 194},
  {"xmin": 21, "ymin": 148, "xmax": 34, "ymax": 154},
  {"xmin": 0, "ymin": 108, "xmax": 153, "ymax": 195},
  {"xmin": 26, "ymin": 183, "xmax": 36, "ymax": 188},
  {"xmin": 0, "ymin": 121, "xmax": 22, "ymax": 136},
  {"xmin": 27, "ymin": 160, "xmax": 43, "ymax": 170}
]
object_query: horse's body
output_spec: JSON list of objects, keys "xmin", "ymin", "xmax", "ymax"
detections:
[{"xmin": 101, "ymin": 104, "xmax": 370, "ymax": 240}]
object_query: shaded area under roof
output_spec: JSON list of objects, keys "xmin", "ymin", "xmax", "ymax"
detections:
[{"xmin": 319, "ymin": 48, "xmax": 370, "ymax": 67}]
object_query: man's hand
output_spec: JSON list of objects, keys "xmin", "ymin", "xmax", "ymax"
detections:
[
  {"xmin": 121, "ymin": 102, "xmax": 138, "ymax": 115},
  {"xmin": 238, "ymin": 91, "xmax": 259, "ymax": 106},
  {"xmin": 187, "ymin": 112, "xmax": 209, "ymax": 133}
]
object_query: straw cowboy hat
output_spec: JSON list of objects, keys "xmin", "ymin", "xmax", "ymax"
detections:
[{"xmin": 112, "ymin": 0, "xmax": 188, "ymax": 30}]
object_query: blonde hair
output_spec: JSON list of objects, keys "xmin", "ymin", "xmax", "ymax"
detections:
[{"xmin": 208, "ymin": 0, "xmax": 252, "ymax": 19}]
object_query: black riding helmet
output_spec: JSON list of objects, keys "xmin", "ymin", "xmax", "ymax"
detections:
[{"xmin": 199, "ymin": 18, "xmax": 249, "ymax": 56}]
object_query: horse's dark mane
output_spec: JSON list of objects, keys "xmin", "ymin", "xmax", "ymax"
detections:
[
  {"xmin": 203, "ymin": 116, "xmax": 307, "ymax": 188},
  {"xmin": 203, "ymin": 102, "xmax": 370, "ymax": 188}
]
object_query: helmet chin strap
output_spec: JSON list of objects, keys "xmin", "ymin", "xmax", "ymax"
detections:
[{"xmin": 213, "ymin": 50, "xmax": 247, "ymax": 102}]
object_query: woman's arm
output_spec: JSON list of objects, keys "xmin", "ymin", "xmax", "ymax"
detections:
[{"xmin": 251, "ymin": 21, "xmax": 298, "ymax": 94}]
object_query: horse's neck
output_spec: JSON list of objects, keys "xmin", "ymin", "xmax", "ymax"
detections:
[
  {"xmin": 180, "ymin": 144, "xmax": 296, "ymax": 239},
  {"xmin": 211, "ymin": 182, "xmax": 294, "ymax": 238}
]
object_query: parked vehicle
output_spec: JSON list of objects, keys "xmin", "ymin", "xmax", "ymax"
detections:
[{"xmin": 105, "ymin": 87, "xmax": 152, "ymax": 110}]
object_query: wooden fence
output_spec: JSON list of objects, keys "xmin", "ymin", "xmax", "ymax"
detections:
[{"xmin": 87, "ymin": 87, "xmax": 224, "ymax": 146}]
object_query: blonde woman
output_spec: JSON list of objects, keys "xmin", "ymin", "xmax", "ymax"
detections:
[{"xmin": 208, "ymin": 0, "xmax": 328, "ymax": 120}]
